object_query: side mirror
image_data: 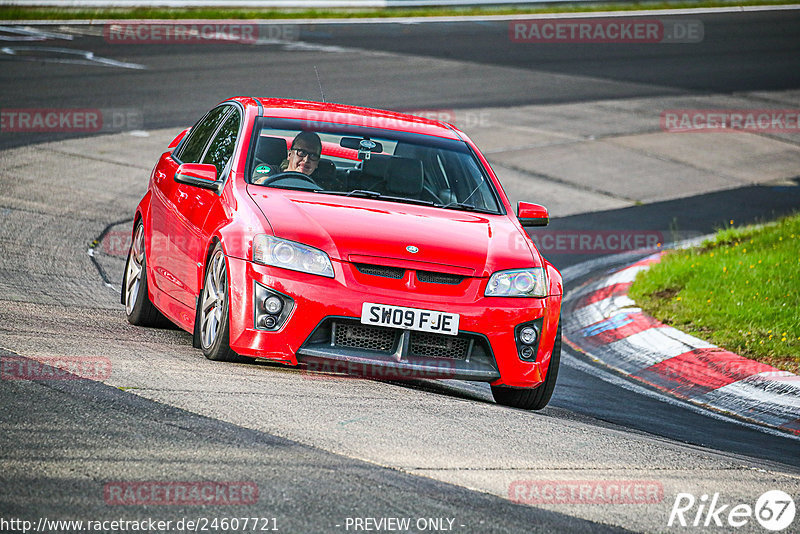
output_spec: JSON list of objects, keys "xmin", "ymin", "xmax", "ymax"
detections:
[
  {"xmin": 174, "ymin": 163, "xmax": 221, "ymax": 192},
  {"xmin": 517, "ymin": 202, "xmax": 549, "ymax": 227}
]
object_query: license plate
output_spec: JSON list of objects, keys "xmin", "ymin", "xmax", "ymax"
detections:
[{"xmin": 361, "ymin": 303, "xmax": 460, "ymax": 336}]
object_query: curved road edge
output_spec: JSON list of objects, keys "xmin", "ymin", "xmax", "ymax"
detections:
[{"xmin": 561, "ymin": 248, "xmax": 800, "ymax": 437}]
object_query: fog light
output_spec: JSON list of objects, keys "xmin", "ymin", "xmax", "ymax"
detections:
[
  {"xmin": 519, "ymin": 326, "xmax": 538, "ymax": 345},
  {"xmin": 254, "ymin": 282, "xmax": 294, "ymax": 331},
  {"xmin": 263, "ymin": 295, "xmax": 283, "ymax": 314},
  {"xmin": 519, "ymin": 346, "xmax": 534, "ymax": 359}
]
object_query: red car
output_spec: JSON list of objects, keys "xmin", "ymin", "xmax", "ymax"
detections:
[{"xmin": 123, "ymin": 97, "xmax": 563, "ymax": 409}]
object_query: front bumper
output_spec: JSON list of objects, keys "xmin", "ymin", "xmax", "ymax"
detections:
[{"xmin": 226, "ymin": 256, "xmax": 561, "ymax": 388}]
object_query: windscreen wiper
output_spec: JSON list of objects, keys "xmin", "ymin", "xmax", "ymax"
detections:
[
  {"xmin": 314, "ymin": 189, "xmax": 382, "ymax": 198},
  {"xmin": 317, "ymin": 190, "xmax": 435, "ymax": 207},
  {"xmin": 267, "ymin": 183, "xmax": 322, "ymax": 192},
  {"xmin": 345, "ymin": 189, "xmax": 383, "ymax": 198},
  {"xmin": 436, "ymin": 202, "xmax": 496, "ymax": 214}
]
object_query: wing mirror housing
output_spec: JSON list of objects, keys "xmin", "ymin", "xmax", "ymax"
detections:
[
  {"xmin": 168, "ymin": 127, "xmax": 191, "ymax": 150},
  {"xmin": 174, "ymin": 163, "xmax": 221, "ymax": 192},
  {"xmin": 517, "ymin": 202, "xmax": 549, "ymax": 227}
]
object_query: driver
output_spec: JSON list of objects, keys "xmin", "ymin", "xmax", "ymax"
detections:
[
  {"xmin": 284, "ymin": 131, "xmax": 322, "ymax": 175},
  {"xmin": 253, "ymin": 131, "xmax": 321, "ymax": 185}
]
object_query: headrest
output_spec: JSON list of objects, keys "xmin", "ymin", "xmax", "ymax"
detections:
[
  {"xmin": 386, "ymin": 157, "xmax": 423, "ymax": 196},
  {"xmin": 312, "ymin": 158, "xmax": 336, "ymax": 181},
  {"xmin": 360, "ymin": 154, "xmax": 392, "ymax": 179},
  {"xmin": 255, "ymin": 136, "xmax": 288, "ymax": 165}
]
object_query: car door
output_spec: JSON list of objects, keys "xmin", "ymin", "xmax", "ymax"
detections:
[
  {"xmin": 186, "ymin": 107, "xmax": 243, "ymax": 292},
  {"xmin": 149, "ymin": 105, "xmax": 233, "ymax": 310}
]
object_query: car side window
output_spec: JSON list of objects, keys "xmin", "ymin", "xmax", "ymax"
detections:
[
  {"xmin": 176, "ymin": 106, "xmax": 230, "ymax": 163},
  {"xmin": 202, "ymin": 110, "xmax": 241, "ymax": 177}
]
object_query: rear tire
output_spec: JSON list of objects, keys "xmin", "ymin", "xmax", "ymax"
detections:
[
  {"xmin": 124, "ymin": 222, "xmax": 167, "ymax": 327},
  {"xmin": 492, "ymin": 320, "xmax": 562, "ymax": 410},
  {"xmin": 198, "ymin": 244, "xmax": 243, "ymax": 362}
]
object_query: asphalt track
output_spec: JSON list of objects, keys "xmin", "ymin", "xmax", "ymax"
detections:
[
  {"xmin": 2, "ymin": 9, "xmax": 799, "ymax": 150},
  {"xmin": 1, "ymin": 9, "xmax": 799, "ymax": 533}
]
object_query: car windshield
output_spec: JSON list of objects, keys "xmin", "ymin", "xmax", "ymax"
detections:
[{"xmin": 248, "ymin": 118, "xmax": 502, "ymax": 214}]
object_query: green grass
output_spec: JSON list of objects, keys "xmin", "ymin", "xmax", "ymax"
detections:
[
  {"xmin": 629, "ymin": 213, "xmax": 800, "ymax": 374},
  {"xmin": 0, "ymin": 0, "xmax": 796, "ymax": 20}
]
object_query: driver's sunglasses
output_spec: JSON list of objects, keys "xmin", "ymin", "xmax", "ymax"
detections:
[{"xmin": 291, "ymin": 147, "xmax": 321, "ymax": 161}]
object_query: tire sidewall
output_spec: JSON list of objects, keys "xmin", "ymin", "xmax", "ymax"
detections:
[
  {"xmin": 201, "ymin": 245, "xmax": 233, "ymax": 360},
  {"xmin": 125, "ymin": 223, "xmax": 148, "ymax": 323}
]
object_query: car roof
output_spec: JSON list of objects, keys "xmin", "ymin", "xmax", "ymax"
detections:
[{"xmin": 227, "ymin": 97, "xmax": 464, "ymax": 141}]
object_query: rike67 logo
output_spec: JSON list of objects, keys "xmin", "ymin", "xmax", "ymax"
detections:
[{"xmin": 668, "ymin": 490, "xmax": 795, "ymax": 531}]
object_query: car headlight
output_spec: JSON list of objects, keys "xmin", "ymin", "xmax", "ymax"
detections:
[
  {"xmin": 485, "ymin": 268, "xmax": 548, "ymax": 297},
  {"xmin": 253, "ymin": 235, "xmax": 334, "ymax": 278}
]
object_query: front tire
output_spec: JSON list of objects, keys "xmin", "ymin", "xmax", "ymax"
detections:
[
  {"xmin": 124, "ymin": 222, "xmax": 166, "ymax": 327},
  {"xmin": 198, "ymin": 244, "xmax": 242, "ymax": 362},
  {"xmin": 492, "ymin": 320, "xmax": 562, "ymax": 410}
]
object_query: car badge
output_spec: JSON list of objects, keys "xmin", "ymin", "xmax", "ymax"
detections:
[
  {"xmin": 360, "ymin": 139, "xmax": 377, "ymax": 150},
  {"xmin": 255, "ymin": 164, "xmax": 271, "ymax": 174},
  {"xmin": 406, "ymin": 245, "xmax": 419, "ymax": 254}
]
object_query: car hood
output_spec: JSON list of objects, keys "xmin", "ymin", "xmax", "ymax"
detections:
[{"xmin": 246, "ymin": 188, "xmax": 538, "ymax": 276}]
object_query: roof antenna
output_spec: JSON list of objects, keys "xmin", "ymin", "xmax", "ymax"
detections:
[{"xmin": 314, "ymin": 66, "xmax": 326, "ymax": 103}]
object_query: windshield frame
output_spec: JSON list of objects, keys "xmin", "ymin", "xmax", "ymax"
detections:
[{"xmin": 245, "ymin": 116, "xmax": 506, "ymax": 216}]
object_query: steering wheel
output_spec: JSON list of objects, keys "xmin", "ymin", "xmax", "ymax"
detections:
[{"xmin": 258, "ymin": 171, "xmax": 320, "ymax": 188}]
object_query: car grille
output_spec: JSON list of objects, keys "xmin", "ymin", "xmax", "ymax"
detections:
[
  {"xmin": 355, "ymin": 263, "xmax": 466, "ymax": 285},
  {"xmin": 355, "ymin": 263, "xmax": 405, "ymax": 279},
  {"xmin": 334, "ymin": 323, "xmax": 398, "ymax": 352},
  {"xmin": 332, "ymin": 321, "xmax": 470, "ymax": 360},
  {"xmin": 408, "ymin": 332, "xmax": 470, "ymax": 359},
  {"xmin": 416, "ymin": 270, "xmax": 464, "ymax": 285}
]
